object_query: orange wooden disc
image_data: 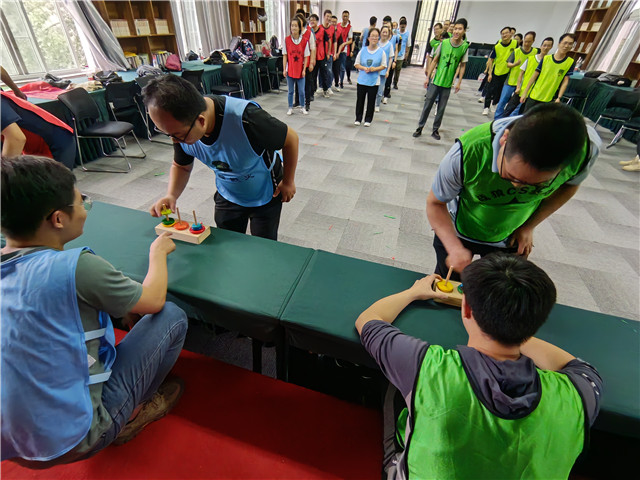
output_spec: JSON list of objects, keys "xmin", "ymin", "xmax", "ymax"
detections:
[{"xmin": 173, "ymin": 221, "xmax": 189, "ymax": 230}]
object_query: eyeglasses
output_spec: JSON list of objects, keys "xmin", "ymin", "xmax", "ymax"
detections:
[
  {"xmin": 46, "ymin": 193, "xmax": 93, "ymax": 220},
  {"xmin": 499, "ymin": 143, "xmax": 560, "ymax": 188},
  {"xmin": 154, "ymin": 115, "xmax": 199, "ymax": 142}
]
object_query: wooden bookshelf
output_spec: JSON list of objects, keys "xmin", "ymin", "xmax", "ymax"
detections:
[
  {"xmin": 291, "ymin": 1, "xmax": 311, "ymax": 15},
  {"xmin": 92, "ymin": 0, "xmax": 178, "ymax": 68},
  {"xmin": 569, "ymin": 0, "xmax": 622, "ymax": 69},
  {"xmin": 624, "ymin": 44, "xmax": 640, "ymax": 86},
  {"xmin": 229, "ymin": 1, "xmax": 266, "ymax": 47}
]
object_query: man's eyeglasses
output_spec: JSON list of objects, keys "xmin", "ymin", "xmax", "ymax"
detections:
[
  {"xmin": 499, "ymin": 144, "xmax": 560, "ymax": 188},
  {"xmin": 154, "ymin": 115, "xmax": 199, "ymax": 142},
  {"xmin": 46, "ymin": 194, "xmax": 93, "ymax": 220}
]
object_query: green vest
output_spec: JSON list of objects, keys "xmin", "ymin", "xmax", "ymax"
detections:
[
  {"xmin": 400, "ymin": 346, "xmax": 585, "ymax": 479},
  {"xmin": 521, "ymin": 54, "xmax": 542, "ymax": 97},
  {"xmin": 493, "ymin": 39, "xmax": 517, "ymax": 76},
  {"xmin": 430, "ymin": 37, "xmax": 442, "ymax": 53},
  {"xmin": 507, "ymin": 47, "xmax": 538, "ymax": 87},
  {"xmin": 433, "ymin": 39, "xmax": 469, "ymax": 88},
  {"xmin": 530, "ymin": 54, "xmax": 575, "ymax": 102},
  {"xmin": 455, "ymin": 122, "xmax": 588, "ymax": 242}
]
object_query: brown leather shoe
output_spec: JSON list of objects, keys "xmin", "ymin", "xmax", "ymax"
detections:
[{"xmin": 113, "ymin": 377, "xmax": 185, "ymax": 445}]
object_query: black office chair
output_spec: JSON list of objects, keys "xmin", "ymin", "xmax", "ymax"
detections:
[
  {"xmin": 606, "ymin": 115, "xmax": 640, "ymax": 148},
  {"xmin": 210, "ymin": 63, "xmax": 245, "ymax": 98},
  {"xmin": 58, "ymin": 88, "xmax": 145, "ymax": 173},
  {"xmin": 561, "ymin": 77, "xmax": 598, "ymax": 114},
  {"xmin": 105, "ymin": 81, "xmax": 147, "ymax": 149},
  {"xmin": 134, "ymin": 75, "xmax": 172, "ymax": 145},
  {"xmin": 257, "ymin": 56, "xmax": 270, "ymax": 94},
  {"xmin": 594, "ymin": 90, "xmax": 640, "ymax": 130},
  {"xmin": 181, "ymin": 69, "xmax": 205, "ymax": 94}
]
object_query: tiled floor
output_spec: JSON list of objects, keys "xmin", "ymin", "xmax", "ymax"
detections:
[{"xmin": 76, "ymin": 66, "xmax": 640, "ymax": 321}]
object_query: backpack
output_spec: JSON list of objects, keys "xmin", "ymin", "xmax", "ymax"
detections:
[
  {"xmin": 136, "ymin": 64, "xmax": 163, "ymax": 77},
  {"xmin": 186, "ymin": 50, "xmax": 199, "ymax": 61},
  {"xmin": 164, "ymin": 54, "xmax": 182, "ymax": 71},
  {"xmin": 205, "ymin": 50, "xmax": 229, "ymax": 65},
  {"xmin": 93, "ymin": 70, "xmax": 123, "ymax": 85},
  {"xmin": 231, "ymin": 38, "xmax": 257, "ymax": 63}
]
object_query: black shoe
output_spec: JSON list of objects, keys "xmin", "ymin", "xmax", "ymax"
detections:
[
  {"xmin": 393, "ymin": 85, "xmax": 398, "ymax": 90},
  {"xmin": 305, "ymin": 105, "xmax": 310, "ymax": 111},
  {"xmin": 340, "ymin": 84, "xmax": 344, "ymax": 89},
  {"xmin": 413, "ymin": 128, "xmax": 423, "ymax": 138},
  {"xmin": 431, "ymin": 130, "xmax": 441, "ymax": 140},
  {"xmin": 293, "ymin": 102, "xmax": 300, "ymax": 108},
  {"xmin": 310, "ymin": 96, "xmax": 315, "ymax": 102}
]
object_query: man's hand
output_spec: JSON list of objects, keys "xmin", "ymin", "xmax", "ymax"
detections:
[
  {"xmin": 392, "ymin": 61, "xmax": 396, "ymax": 69},
  {"xmin": 555, "ymin": 98, "xmax": 561, "ymax": 103},
  {"xmin": 487, "ymin": 73, "xmax": 493, "ymax": 83},
  {"xmin": 424, "ymin": 77, "xmax": 430, "ymax": 88},
  {"xmin": 515, "ymin": 87, "xmax": 521, "ymax": 95},
  {"xmin": 455, "ymin": 82, "xmax": 461, "ymax": 93},
  {"xmin": 274, "ymin": 180, "xmax": 296, "ymax": 202},
  {"xmin": 446, "ymin": 246, "xmax": 473, "ymax": 273},
  {"xmin": 408, "ymin": 274, "xmax": 448, "ymax": 301},
  {"xmin": 309, "ymin": 63, "xmax": 315, "ymax": 72},
  {"xmin": 510, "ymin": 225, "xmax": 534, "ymax": 258},
  {"xmin": 150, "ymin": 195, "xmax": 177, "ymax": 217},
  {"xmin": 150, "ymin": 232, "xmax": 176, "ymax": 256},
  {"xmin": 519, "ymin": 95, "xmax": 527, "ymax": 104}
]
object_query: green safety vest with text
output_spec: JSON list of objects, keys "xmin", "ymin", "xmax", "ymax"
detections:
[
  {"xmin": 399, "ymin": 346, "xmax": 585, "ymax": 479},
  {"xmin": 530, "ymin": 54, "xmax": 575, "ymax": 102},
  {"xmin": 493, "ymin": 39, "xmax": 517, "ymax": 76},
  {"xmin": 507, "ymin": 47, "xmax": 538, "ymax": 86},
  {"xmin": 455, "ymin": 122, "xmax": 587, "ymax": 243},
  {"xmin": 433, "ymin": 39, "xmax": 469, "ymax": 88}
]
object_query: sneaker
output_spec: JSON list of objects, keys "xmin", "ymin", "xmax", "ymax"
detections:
[
  {"xmin": 375, "ymin": 106, "xmax": 380, "ymax": 112},
  {"xmin": 354, "ymin": 120, "xmax": 361, "ymax": 126},
  {"xmin": 287, "ymin": 108, "xmax": 293, "ymax": 115},
  {"xmin": 482, "ymin": 108, "xmax": 489, "ymax": 116},
  {"xmin": 113, "ymin": 377, "xmax": 184, "ymax": 445},
  {"xmin": 310, "ymin": 96, "xmax": 315, "ymax": 102},
  {"xmin": 431, "ymin": 130, "xmax": 441, "ymax": 140},
  {"xmin": 489, "ymin": 105, "xmax": 494, "ymax": 113},
  {"xmin": 478, "ymin": 97, "xmax": 485, "ymax": 103},
  {"xmin": 412, "ymin": 127, "xmax": 423, "ymax": 138},
  {"xmin": 327, "ymin": 88, "xmax": 334, "ymax": 95},
  {"xmin": 302, "ymin": 108, "xmax": 309, "ymax": 115},
  {"xmin": 348, "ymin": 79, "xmax": 352, "ymax": 85},
  {"xmin": 363, "ymin": 122, "xmax": 371, "ymax": 127},
  {"xmin": 382, "ymin": 97, "xmax": 388, "ymax": 104},
  {"xmin": 393, "ymin": 85, "xmax": 398, "ymax": 90},
  {"xmin": 334, "ymin": 86, "xmax": 341, "ymax": 92},
  {"xmin": 622, "ymin": 162, "xmax": 640, "ymax": 172},
  {"xmin": 323, "ymin": 90, "xmax": 329, "ymax": 98},
  {"xmin": 619, "ymin": 156, "xmax": 639, "ymax": 166}
]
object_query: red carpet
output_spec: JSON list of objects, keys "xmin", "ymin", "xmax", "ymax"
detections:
[{"xmin": 2, "ymin": 343, "xmax": 383, "ymax": 479}]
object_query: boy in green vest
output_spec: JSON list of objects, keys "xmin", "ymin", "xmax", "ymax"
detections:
[
  {"xmin": 356, "ymin": 253, "xmax": 602, "ymax": 480},
  {"xmin": 424, "ymin": 22, "xmax": 443, "ymax": 74},
  {"xmin": 520, "ymin": 33, "xmax": 576, "ymax": 113},
  {"xmin": 426, "ymin": 103, "xmax": 600, "ymax": 281},
  {"xmin": 413, "ymin": 18, "xmax": 468, "ymax": 140},
  {"xmin": 483, "ymin": 26, "xmax": 517, "ymax": 115}
]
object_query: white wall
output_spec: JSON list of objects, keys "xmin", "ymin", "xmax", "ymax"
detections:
[
  {"xmin": 457, "ymin": 1, "xmax": 579, "ymax": 45},
  {"xmin": 325, "ymin": 1, "xmax": 417, "ymax": 34}
]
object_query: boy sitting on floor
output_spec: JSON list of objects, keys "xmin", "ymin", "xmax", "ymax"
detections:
[
  {"xmin": 1, "ymin": 156, "xmax": 188, "ymax": 466},
  {"xmin": 356, "ymin": 252, "xmax": 602, "ymax": 479}
]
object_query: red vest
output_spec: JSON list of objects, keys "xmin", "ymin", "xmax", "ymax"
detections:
[
  {"xmin": 313, "ymin": 25, "xmax": 326, "ymax": 60},
  {"xmin": 324, "ymin": 24, "xmax": 335, "ymax": 57},
  {"xmin": 337, "ymin": 22, "xmax": 352, "ymax": 56},
  {"xmin": 285, "ymin": 35, "xmax": 309, "ymax": 79}
]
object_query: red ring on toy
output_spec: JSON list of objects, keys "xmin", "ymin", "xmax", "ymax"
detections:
[{"xmin": 189, "ymin": 223, "xmax": 205, "ymax": 234}]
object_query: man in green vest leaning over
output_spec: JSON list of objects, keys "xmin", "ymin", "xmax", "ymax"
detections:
[
  {"xmin": 414, "ymin": 18, "xmax": 469, "ymax": 140},
  {"xmin": 427, "ymin": 103, "xmax": 600, "ymax": 281},
  {"xmin": 356, "ymin": 253, "xmax": 602, "ymax": 479}
]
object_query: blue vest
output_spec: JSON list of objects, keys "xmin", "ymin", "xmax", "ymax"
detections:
[
  {"xmin": 379, "ymin": 40, "xmax": 395, "ymax": 76},
  {"xmin": 180, "ymin": 96, "xmax": 277, "ymax": 207},
  {"xmin": 1, "ymin": 248, "xmax": 115, "ymax": 461},
  {"xmin": 398, "ymin": 30, "xmax": 410, "ymax": 57},
  {"xmin": 357, "ymin": 47, "xmax": 385, "ymax": 86}
]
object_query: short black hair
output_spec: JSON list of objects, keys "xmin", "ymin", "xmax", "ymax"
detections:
[
  {"xmin": 1, "ymin": 156, "xmax": 76, "ymax": 239},
  {"xmin": 542, "ymin": 36, "xmax": 554, "ymax": 45},
  {"xmin": 295, "ymin": 8, "xmax": 305, "ymax": 16},
  {"xmin": 506, "ymin": 103, "xmax": 587, "ymax": 171},
  {"xmin": 331, "ymin": 15, "xmax": 338, "ymax": 20},
  {"xmin": 370, "ymin": 16, "xmax": 377, "ymax": 25},
  {"xmin": 454, "ymin": 18, "xmax": 467, "ymax": 29},
  {"xmin": 323, "ymin": 9, "xmax": 332, "ymax": 17},
  {"xmin": 342, "ymin": 10, "xmax": 349, "ymax": 15},
  {"xmin": 461, "ymin": 253, "xmax": 556, "ymax": 346},
  {"xmin": 142, "ymin": 75, "xmax": 206, "ymax": 125},
  {"xmin": 383, "ymin": 15, "xmax": 392, "ymax": 23},
  {"xmin": 295, "ymin": 14, "xmax": 306, "ymax": 28},
  {"xmin": 399, "ymin": 18, "xmax": 407, "ymax": 26},
  {"xmin": 510, "ymin": 27, "xmax": 516, "ymax": 32},
  {"xmin": 524, "ymin": 31, "xmax": 536, "ymax": 40},
  {"xmin": 365, "ymin": 27, "xmax": 381, "ymax": 46},
  {"xmin": 514, "ymin": 33, "xmax": 523, "ymax": 43},
  {"xmin": 309, "ymin": 13, "xmax": 319, "ymax": 21},
  {"xmin": 501, "ymin": 26, "xmax": 511, "ymax": 33},
  {"xmin": 559, "ymin": 32, "xmax": 577, "ymax": 43},
  {"xmin": 434, "ymin": 22, "xmax": 443, "ymax": 29}
]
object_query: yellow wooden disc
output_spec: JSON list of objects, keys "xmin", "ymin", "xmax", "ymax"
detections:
[
  {"xmin": 160, "ymin": 207, "xmax": 172, "ymax": 216},
  {"xmin": 436, "ymin": 280, "xmax": 454, "ymax": 293}
]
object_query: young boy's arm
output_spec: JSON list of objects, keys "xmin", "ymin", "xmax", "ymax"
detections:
[{"xmin": 519, "ymin": 337, "xmax": 575, "ymax": 371}]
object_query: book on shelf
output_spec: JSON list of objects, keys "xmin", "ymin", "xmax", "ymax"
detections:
[
  {"xmin": 110, "ymin": 19, "xmax": 131, "ymax": 37},
  {"xmin": 155, "ymin": 19, "xmax": 169, "ymax": 35},
  {"xmin": 578, "ymin": 42, "xmax": 585, "ymax": 52},
  {"xmin": 124, "ymin": 51, "xmax": 148, "ymax": 69},
  {"xmin": 580, "ymin": 22, "xmax": 589, "ymax": 31},
  {"xmin": 240, "ymin": 20, "xmax": 246, "ymax": 31},
  {"xmin": 134, "ymin": 19, "xmax": 150, "ymax": 36},
  {"xmin": 152, "ymin": 50, "xmax": 171, "ymax": 68},
  {"xmin": 239, "ymin": 0, "xmax": 250, "ymax": 5},
  {"xmin": 251, "ymin": 1, "xmax": 262, "ymax": 6},
  {"xmin": 591, "ymin": 22, "xmax": 602, "ymax": 31},
  {"xmin": 585, "ymin": 42, "xmax": 593, "ymax": 53}
]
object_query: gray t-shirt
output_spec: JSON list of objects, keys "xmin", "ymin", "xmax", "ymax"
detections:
[{"xmin": 1, "ymin": 247, "xmax": 143, "ymax": 457}]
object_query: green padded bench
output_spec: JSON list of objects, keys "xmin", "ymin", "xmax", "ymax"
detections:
[{"xmin": 280, "ymin": 250, "xmax": 640, "ymax": 440}]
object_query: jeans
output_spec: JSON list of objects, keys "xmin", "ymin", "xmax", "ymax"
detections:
[
  {"xmin": 323, "ymin": 56, "xmax": 334, "ymax": 91},
  {"xmin": 286, "ymin": 76, "xmax": 305, "ymax": 108},
  {"xmin": 376, "ymin": 78, "xmax": 386, "ymax": 107},
  {"xmin": 484, "ymin": 71, "xmax": 508, "ymax": 108},
  {"xmin": 87, "ymin": 302, "xmax": 188, "ymax": 456},
  {"xmin": 332, "ymin": 55, "xmax": 341, "ymax": 87},
  {"xmin": 417, "ymin": 83, "xmax": 451, "ymax": 131},
  {"xmin": 355, "ymin": 83, "xmax": 378, "ymax": 123},
  {"xmin": 338, "ymin": 52, "xmax": 347, "ymax": 86},
  {"xmin": 214, "ymin": 191, "xmax": 283, "ymax": 241},
  {"xmin": 494, "ymin": 84, "xmax": 516, "ymax": 119}
]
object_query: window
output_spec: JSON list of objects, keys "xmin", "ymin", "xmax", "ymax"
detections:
[{"xmin": 1, "ymin": 0, "xmax": 90, "ymax": 79}]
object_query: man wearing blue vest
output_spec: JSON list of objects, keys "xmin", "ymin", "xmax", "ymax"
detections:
[
  {"xmin": 392, "ymin": 18, "xmax": 411, "ymax": 90},
  {"xmin": 356, "ymin": 253, "xmax": 602, "ymax": 479},
  {"xmin": 143, "ymin": 75, "xmax": 299, "ymax": 241},
  {"xmin": 1, "ymin": 156, "xmax": 188, "ymax": 465}
]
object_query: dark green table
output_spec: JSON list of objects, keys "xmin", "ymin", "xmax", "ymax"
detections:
[
  {"xmin": 67, "ymin": 202, "xmax": 314, "ymax": 375},
  {"xmin": 281, "ymin": 250, "xmax": 640, "ymax": 439},
  {"xmin": 463, "ymin": 56, "xmax": 488, "ymax": 80}
]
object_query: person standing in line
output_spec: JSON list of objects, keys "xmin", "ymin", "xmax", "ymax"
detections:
[
  {"xmin": 382, "ymin": 18, "xmax": 399, "ymax": 104},
  {"xmin": 392, "ymin": 18, "xmax": 411, "ymax": 90},
  {"xmin": 321, "ymin": 9, "xmax": 336, "ymax": 97},
  {"xmin": 440, "ymin": 19, "xmax": 451, "ymax": 39},
  {"xmin": 392, "ymin": 21, "xmax": 398, "ymax": 34},
  {"xmin": 413, "ymin": 18, "xmax": 468, "ymax": 140},
  {"xmin": 292, "ymin": 14, "xmax": 316, "ymax": 110},
  {"xmin": 336, "ymin": 10, "xmax": 354, "ymax": 91},
  {"xmin": 494, "ymin": 31, "xmax": 537, "ymax": 119},
  {"xmin": 482, "ymin": 27, "xmax": 517, "ymax": 116},
  {"xmin": 376, "ymin": 25, "xmax": 396, "ymax": 112},
  {"xmin": 283, "ymin": 16, "xmax": 310, "ymax": 116},
  {"xmin": 361, "ymin": 15, "xmax": 377, "ymax": 53},
  {"xmin": 354, "ymin": 28, "xmax": 387, "ymax": 127},
  {"xmin": 520, "ymin": 33, "xmax": 576, "ymax": 114},
  {"xmin": 425, "ymin": 22, "xmax": 444, "ymax": 74},
  {"xmin": 330, "ymin": 15, "xmax": 342, "ymax": 91},
  {"xmin": 309, "ymin": 14, "xmax": 327, "ymax": 101}
]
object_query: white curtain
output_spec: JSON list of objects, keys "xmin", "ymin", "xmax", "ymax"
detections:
[
  {"xmin": 265, "ymin": 0, "xmax": 290, "ymax": 47},
  {"xmin": 171, "ymin": 0, "xmax": 233, "ymax": 58},
  {"xmin": 588, "ymin": 0, "xmax": 639, "ymax": 72}
]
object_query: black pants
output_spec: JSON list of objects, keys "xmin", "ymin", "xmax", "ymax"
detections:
[
  {"xmin": 346, "ymin": 55, "xmax": 353, "ymax": 81},
  {"xmin": 214, "ymin": 191, "xmax": 283, "ymax": 241},
  {"xmin": 502, "ymin": 92, "xmax": 523, "ymax": 117},
  {"xmin": 304, "ymin": 67, "xmax": 315, "ymax": 108},
  {"xmin": 433, "ymin": 233, "xmax": 518, "ymax": 282},
  {"xmin": 332, "ymin": 56, "xmax": 341, "ymax": 87},
  {"xmin": 355, "ymin": 83, "xmax": 378, "ymax": 122},
  {"xmin": 521, "ymin": 97, "xmax": 546, "ymax": 114},
  {"xmin": 383, "ymin": 72, "xmax": 393, "ymax": 98},
  {"xmin": 484, "ymin": 72, "xmax": 508, "ymax": 108}
]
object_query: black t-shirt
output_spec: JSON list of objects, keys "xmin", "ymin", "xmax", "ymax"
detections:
[{"xmin": 173, "ymin": 95, "xmax": 288, "ymax": 170}]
